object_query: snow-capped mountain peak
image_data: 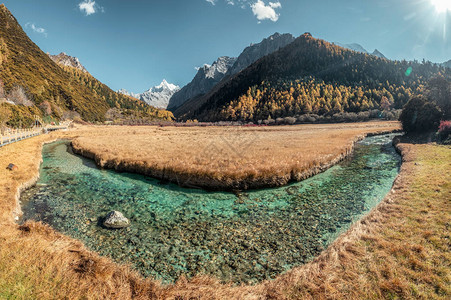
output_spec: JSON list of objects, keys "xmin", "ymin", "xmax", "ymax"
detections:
[
  {"xmin": 149, "ymin": 79, "xmax": 179, "ymax": 93},
  {"xmin": 117, "ymin": 80, "xmax": 180, "ymax": 109},
  {"xmin": 116, "ymin": 88, "xmax": 138, "ymax": 98}
]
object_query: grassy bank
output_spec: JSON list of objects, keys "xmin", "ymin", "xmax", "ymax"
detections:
[
  {"xmin": 71, "ymin": 122, "xmax": 400, "ymax": 190},
  {"xmin": 0, "ymin": 125, "xmax": 449, "ymax": 299}
]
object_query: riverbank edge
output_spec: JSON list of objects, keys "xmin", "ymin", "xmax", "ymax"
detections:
[
  {"xmin": 71, "ymin": 129, "xmax": 402, "ymax": 191},
  {"xmin": 11, "ymin": 137, "xmax": 60, "ymax": 222}
]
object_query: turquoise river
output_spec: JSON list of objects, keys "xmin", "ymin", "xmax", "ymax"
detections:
[{"xmin": 20, "ymin": 134, "xmax": 401, "ymax": 284}]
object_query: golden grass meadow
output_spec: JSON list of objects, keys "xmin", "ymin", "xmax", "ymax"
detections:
[
  {"xmin": 0, "ymin": 122, "xmax": 449, "ymax": 299},
  {"xmin": 70, "ymin": 121, "xmax": 400, "ymax": 190}
]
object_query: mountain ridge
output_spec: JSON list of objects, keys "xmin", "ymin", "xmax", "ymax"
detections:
[
  {"xmin": 225, "ymin": 32, "xmax": 295, "ymax": 77},
  {"xmin": 167, "ymin": 56, "xmax": 237, "ymax": 110},
  {"xmin": 174, "ymin": 33, "xmax": 448, "ymax": 122},
  {"xmin": 167, "ymin": 33, "xmax": 295, "ymax": 111}
]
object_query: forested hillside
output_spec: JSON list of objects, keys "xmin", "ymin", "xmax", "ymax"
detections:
[
  {"xmin": 0, "ymin": 4, "xmax": 172, "ymax": 127},
  {"xmin": 62, "ymin": 66, "xmax": 173, "ymax": 121},
  {"xmin": 176, "ymin": 33, "xmax": 449, "ymax": 122}
]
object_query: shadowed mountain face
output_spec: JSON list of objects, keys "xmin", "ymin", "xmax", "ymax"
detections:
[
  {"xmin": 0, "ymin": 4, "xmax": 171, "ymax": 123},
  {"xmin": 174, "ymin": 33, "xmax": 448, "ymax": 122},
  {"xmin": 167, "ymin": 33, "xmax": 295, "ymax": 111},
  {"xmin": 225, "ymin": 33, "xmax": 296, "ymax": 77},
  {"xmin": 167, "ymin": 56, "xmax": 236, "ymax": 110}
]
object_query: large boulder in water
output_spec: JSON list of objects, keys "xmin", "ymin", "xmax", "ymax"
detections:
[{"xmin": 103, "ymin": 211, "xmax": 130, "ymax": 229}]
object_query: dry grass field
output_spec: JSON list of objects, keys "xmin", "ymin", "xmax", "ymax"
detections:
[
  {"xmin": 0, "ymin": 123, "xmax": 449, "ymax": 299},
  {"xmin": 71, "ymin": 121, "xmax": 400, "ymax": 190}
]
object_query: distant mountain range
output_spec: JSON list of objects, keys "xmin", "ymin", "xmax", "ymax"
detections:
[
  {"xmin": 334, "ymin": 42, "xmax": 386, "ymax": 59},
  {"xmin": 118, "ymin": 35, "xmax": 400, "ymax": 116},
  {"xmin": 173, "ymin": 33, "xmax": 448, "ymax": 122},
  {"xmin": 443, "ymin": 59, "xmax": 451, "ymax": 68},
  {"xmin": 167, "ymin": 33, "xmax": 295, "ymax": 111},
  {"xmin": 118, "ymin": 80, "xmax": 180, "ymax": 109}
]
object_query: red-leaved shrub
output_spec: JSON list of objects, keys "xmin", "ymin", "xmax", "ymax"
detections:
[
  {"xmin": 438, "ymin": 120, "xmax": 451, "ymax": 132},
  {"xmin": 438, "ymin": 120, "xmax": 451, "ymax": 142}
]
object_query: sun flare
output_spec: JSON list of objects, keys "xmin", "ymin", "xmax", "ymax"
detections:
[{"xmin": 431, "ymin": 0, "xmax": 451, "ymax": 13}]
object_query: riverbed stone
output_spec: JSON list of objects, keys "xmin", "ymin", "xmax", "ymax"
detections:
[{"xmin": 103, "ymin": 211, "xmax": 130, "ymax": 229}]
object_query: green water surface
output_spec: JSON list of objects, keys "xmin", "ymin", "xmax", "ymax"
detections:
[{"xmin": 20, "ymin": 134, "xmax": 401, "ymax": 284}]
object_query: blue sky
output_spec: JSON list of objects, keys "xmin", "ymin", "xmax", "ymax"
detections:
[{"xmin": 2, "ymin": 0, "xmax": 450, "ymax": 93}]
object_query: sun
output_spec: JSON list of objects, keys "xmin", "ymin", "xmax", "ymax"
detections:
[{"xmin": 431, "ymin": 0, "xmax": 451, "ymax": 13}]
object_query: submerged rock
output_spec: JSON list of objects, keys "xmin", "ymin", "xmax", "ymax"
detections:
[{"xmin": 103, "ymin": 211, "xmax": 130, "ymax": 229}]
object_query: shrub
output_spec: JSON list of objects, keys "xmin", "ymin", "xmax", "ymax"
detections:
[
  {"xmin": 284, "ymin": 117, "xmax": 297, "ymax": 125},
  {"xmin": 399, "ymin": 97, "xmax": 442, "ymax": 133},
  {"xmin": 0, "ymin": 104, "xmax": 11, "ymax": 133},
  {"xmin": 357, "ymin": 111, "xmax": 370, "ymax": 121},
  {"xmin": 369, "ymin": 109, "xmax": 381, "ymax": 119},
  {"xmin": 297, "ymin": 114, "xmax": 318, "ymax": 123},
  {"xmin": 263, "ymin": 118, "xmax": 275, "ymax": 125},
  {"xmin": 7, "ymin": 85, "xmax": 33, "ymax": 106},
  {"xmin": 427, "ymin": 75, "xmax": 451, "ymax": 119},
  {"xmin": 438, "ymin": 120, "xmax": 451, "ymax": 142},
  {"xmin": 5, "ymin": 104, "xmax": 40, "ymax": 128},
  {"xmin": 39, "ymin": 101, "xmax": 52, "ymax": 116},
  {"xmin": 62, "ymin": 110, "xmax": 82, "ymax": 122}
]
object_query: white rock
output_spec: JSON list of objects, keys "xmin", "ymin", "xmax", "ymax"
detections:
[{"xmin": 103, "ymin": 211, "xmax": 130, "ymax": 229}]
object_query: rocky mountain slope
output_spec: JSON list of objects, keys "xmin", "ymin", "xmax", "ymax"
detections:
[
  {"xmin": 0, "ymin": 4, "xmax": 172, "ymax": 124},
  {"xmin": 118, "ymin": 80, "xmax": 180, "ymax": 109},
  {"xmin": 167, "ymin": 56, "xmax": 236, "ymax": 110},
  {"xmin": 167, "ymin": 33, "xmax": 295, "ymax": 111},
  {"xmin": 371, "ymin": 49, "xmax": 386, "ymax": 59},
  {"xmin": 48, "ymin": 52, "xmax": 88, "ymax": 73},
  {"xmin": 225, "ymin": 33, "xmax": 295, "ymax": 76}
]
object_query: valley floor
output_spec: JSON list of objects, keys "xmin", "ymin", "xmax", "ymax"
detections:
[{"xmin": 0, "ymin": 123, "xmax": 449, "ymax": 299}]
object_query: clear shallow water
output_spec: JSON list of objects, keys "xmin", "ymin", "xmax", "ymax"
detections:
[{"xmin": 20, "ymin": 134, "xmax": 401, "ymax": 284}]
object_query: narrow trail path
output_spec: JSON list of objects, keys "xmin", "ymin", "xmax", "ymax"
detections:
[{"xmin": 0, "ymin": 123, "xmax": 70, "ymax": 147}]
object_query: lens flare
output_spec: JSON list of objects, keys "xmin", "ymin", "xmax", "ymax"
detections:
[
  {"xmin": 405, "ymin": 67, "xmax": 413, "ymax": 77},
  {"xmin": 431, "ymin": 0, "xmax": 451, "ymax": 13}
]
